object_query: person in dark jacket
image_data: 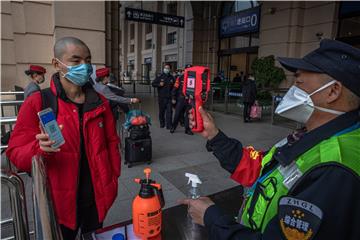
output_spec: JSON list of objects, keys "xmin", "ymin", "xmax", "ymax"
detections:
[
  {"xmin": 24, "ymin": 65, "xmax": 46, "ymax": 98},
  {"xmin": 233, "ymin": 73, "xmax": 242, "ymax": 83},
  {"xmin": 180, "ymin": 39, "xmax": 360, "ymax": 240},
  {"xmin": 7, "ymin": 37, "xmax": 121, "ymax": 240},
  {"xmin": 170, "ymin": 65, "xmax": 193, "ymax": 135},
  {"xmin": 152, "ymin": 64, "xmax": 175, "ymax": 129},
  {"xmin": 242, "ymin": 75, "xmax": 257, "ymax": 122}
]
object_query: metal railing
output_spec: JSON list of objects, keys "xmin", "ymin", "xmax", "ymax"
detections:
[
  {"xmin": 0, "ymin": 92, "xmax": 25, "ymax": 96},
  {"xmin": 120, "ymin": 79, "xmax": 153, "ymax": 95},
  {"xmin": 1, "ymin": 91, "xmax": 30, "ymax": 240},
  {"xmin": 1, "ymin": 156, "xmax": 30, "ymax": 240}
]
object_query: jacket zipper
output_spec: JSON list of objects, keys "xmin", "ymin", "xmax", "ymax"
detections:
[{"xmin": 75, "ymin": 106, "xmax": 82, "ymax": 228}]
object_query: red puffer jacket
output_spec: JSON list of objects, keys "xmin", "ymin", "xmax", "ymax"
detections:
[{"xmin": 6, "ymin": 75, "xmax": 121, "ymax": 230}]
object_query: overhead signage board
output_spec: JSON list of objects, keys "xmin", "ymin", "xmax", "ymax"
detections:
[
  {"xmin": 219, "ymin": 7, "xmax": 260, "ymax": 38},
  {"xmin": 125, "ymin": 7, "xmax": 184, "ymax": 28}
]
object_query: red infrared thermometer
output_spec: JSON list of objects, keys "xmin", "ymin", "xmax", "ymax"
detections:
[{"xmin": 183, "ymin": 66, "xmax": 211, "ymax": 132}]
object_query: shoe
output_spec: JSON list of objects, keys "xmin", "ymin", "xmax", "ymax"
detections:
[
  {"xmin": 166, "ymin": 126, "xmax": 172, "ymax": 130},
  {"xmin": 160, "ymin": 125, "xmax": 165, "ymax": 128},
  {"xmin": 180, "ymin": 122, "xmax": 185, "ymax": 127},
  {"xmin": 185, "ymin": 129, "xmax": 194, "ymax": 135},
  {"xmin": 170, "ymin": 127, "xmax": 175, "ymax": 133}
]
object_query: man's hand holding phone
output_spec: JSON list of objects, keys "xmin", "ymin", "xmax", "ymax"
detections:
[
  {"xmin": 37, "ymin": 108, "xmax": 65, "ymax": 153},
  {"xmin": 36, "ymin": 124, "xmax": 64, "ymax": 153}
]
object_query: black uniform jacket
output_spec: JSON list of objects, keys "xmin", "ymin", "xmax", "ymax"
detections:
[
  {"xmin": 204, "ymin": 110, "xmax": 360, "ymax": 240},
  {"xmin": 152, "ymin": 73, "xmax": 175, "ymax": 98}
]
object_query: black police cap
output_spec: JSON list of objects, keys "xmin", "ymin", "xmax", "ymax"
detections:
[{"xmin": 278, "ymin": 39, "xmax": 360, "ymax": 97}]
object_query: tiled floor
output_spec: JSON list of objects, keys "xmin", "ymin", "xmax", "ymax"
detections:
[{"xmin": 1, "ymin": 92, "xmax": 292, "ymax": 238}]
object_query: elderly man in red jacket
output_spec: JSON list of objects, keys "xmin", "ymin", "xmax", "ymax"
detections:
[{"xmin": 6, "ymin": 37, "xmax": 121, "ymax": 239}]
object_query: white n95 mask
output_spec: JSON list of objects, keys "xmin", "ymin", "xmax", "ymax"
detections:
[{"xmin": 275, "ymin": 80, "xmax": 344, "ymax": 123}]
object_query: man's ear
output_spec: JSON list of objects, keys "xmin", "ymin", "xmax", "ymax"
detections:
[
  {"xmin": 52, "ymin": 58, "xmax": 61, "ymax": 72},
  {"xmin": 327, "ymin": 81, "xmax": 342, "ymax": 104}
]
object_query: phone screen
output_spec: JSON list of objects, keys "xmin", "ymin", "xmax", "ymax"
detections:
[
  {"xmin": 39, "ymin": 110, "xmax": 56, "ymax": 125},
  {"xmin": 39, "ymin": 109, "xmax": 65, "ymax": 148}
]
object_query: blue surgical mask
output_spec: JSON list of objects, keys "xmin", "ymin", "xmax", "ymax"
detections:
[{"xmin": 56, "ymin": 58, "xmax": 93, "ymax": 86}]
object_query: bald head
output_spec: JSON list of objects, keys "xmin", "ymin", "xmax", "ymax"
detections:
[{"xmin": 54, "ymin": 37, "xmax": 90, "ymax": 60}]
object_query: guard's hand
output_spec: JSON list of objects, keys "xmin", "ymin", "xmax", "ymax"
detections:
[
  {"xmin": 188, "ymin": 107, "xmax": 219, "ymax": 140},
  {"xmin": 178, "ymin": 197, "xmax": 215, "ymax": 226},
  {"xmin": 36, "ymin": 124, "xmax": 63, "ymax": 153},
  {"xmin": 172, "ymin": 99, "xmax": 177, "ymax": 105},
  {"xmin": 131, "ymin": 98, "xmax": 140, "ymax": 104},
  {"xmin": 159, "ymin": 81, "xmax": 165, "ymax": 87}
]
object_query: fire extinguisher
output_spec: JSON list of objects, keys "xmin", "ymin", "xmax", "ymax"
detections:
[{"xmin": 132, "ymin": 168, "xmax": 165, "ymax": 239}]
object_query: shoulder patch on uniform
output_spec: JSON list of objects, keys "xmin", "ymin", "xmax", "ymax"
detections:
[{"xmin": 278, "ymin": 197, "xmax": 323, "ymax": 240}]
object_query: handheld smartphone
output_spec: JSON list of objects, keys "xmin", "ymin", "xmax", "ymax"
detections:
[{"xmin": 38, "ymin": 108, "xmax": 65, "ymax": 149}]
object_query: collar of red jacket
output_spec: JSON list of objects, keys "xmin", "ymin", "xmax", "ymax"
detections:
[{"xmin": 50, "ymin": 73, "xmax": 104, "ymax": 112}]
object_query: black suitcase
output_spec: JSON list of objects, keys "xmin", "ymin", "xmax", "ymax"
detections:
[
  {"xmin": 125, "ymin": 137, "xmax": 152, "ymax": 167},
  {"xmin": 129, "ymin": 124, "xmax": 150, "ymax": 140}
]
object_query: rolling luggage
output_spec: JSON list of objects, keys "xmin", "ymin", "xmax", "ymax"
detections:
[
  {"xmin": 125, "ymin": 136, "xmax": 152, "ymax": 168},
  {"xmin": 129, "ymin": 124, "xmax": 150, "ymax": 140}
]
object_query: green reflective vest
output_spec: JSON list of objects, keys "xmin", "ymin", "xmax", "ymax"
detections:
[{"xmin": 240, "ymin": 126, "xmax": 360, "ymax": 233}]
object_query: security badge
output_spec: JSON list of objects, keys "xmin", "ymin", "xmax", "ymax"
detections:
[{"xmin": 278, "ymin": 197, "xmax": 323, "ymax": 240}]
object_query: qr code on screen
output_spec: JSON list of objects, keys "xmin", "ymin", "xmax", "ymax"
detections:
[{"xmin": 49, "ymin": 124, "xmax": 57, "ymax": 134}]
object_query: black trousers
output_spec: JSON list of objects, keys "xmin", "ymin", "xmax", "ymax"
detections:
[
  {"xmin": 158, "ymin": 97, "xmax": 173, "ymax": 128},
  {"xmin": 243, "ymin": 102, "xmax": 253, "ymax": 121},
  {"xmin": 172, "ymin": 97, "xmax": 190, "ymax": 130},
  {"xmin": 60, "ymin": 201, "xmax": 102, "ymax": 240}
]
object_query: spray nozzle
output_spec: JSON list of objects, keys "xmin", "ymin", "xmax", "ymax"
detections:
[
  {"xmin": 185, "ymin": 173, "xmax": 202, "ymax": 188},
  {"xmin": 144, "ymin": 168, "xmax": 151, "ymax": 183}
]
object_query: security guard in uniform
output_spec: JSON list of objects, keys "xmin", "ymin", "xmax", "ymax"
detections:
[
  {"xmin": 152, "ymin": 64, "xmax": 175, "ymax": 129},
  {"xmin": 170, "ymin": 64, "xmax": 193, "ymax": 135},
  {"xmin": 180, "ymin": 39, "xmax": 360, "ymax": 239}
]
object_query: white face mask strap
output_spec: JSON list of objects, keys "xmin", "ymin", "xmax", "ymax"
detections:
[
  {"xmin": 309, "ymin": 80, "xmax": 336, "ymax": 97},
  {"xmin": 55, "ymin": 58, "xmax": 67, "ymax": 67},
  {"xmin": 55, "ymin": 58, "xmax": 68, "ymax": 77},
  {"xmin": 308, "ymin": 80, "xmax": 344, "ymax": 115}
]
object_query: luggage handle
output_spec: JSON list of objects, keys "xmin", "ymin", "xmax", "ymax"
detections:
[{"xmin": 130, "ymin": 101, "xmax": 142, "ymax": 111}]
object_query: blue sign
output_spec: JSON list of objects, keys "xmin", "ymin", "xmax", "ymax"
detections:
[
  {"xmin": 220, "ymin": 7, "xmax": 260, "ymax": 38},
  {"xmin": 144, "ymin": 57, "xmax": 152, "ymax": 64}
]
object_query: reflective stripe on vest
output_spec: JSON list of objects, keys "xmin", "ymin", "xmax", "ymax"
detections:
[{"xmin": 240, "ymin": 126, "xmax": 360, "ymax": 233}]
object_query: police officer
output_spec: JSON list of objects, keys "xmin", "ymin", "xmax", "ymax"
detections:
[
  {"xmin": 170, "ymin": 65, "xmax": 193, "ymax": 135},
  {"xmin": 24, "ymin": 65, "xmax": 46, "ymax": 98},
  {"xmin": 152, "ymin": 64, "xmax": 175, "ymax": 129},
  {"xmin": 180, "ymin": 39, "xmax": 360, "ymax": 239}
]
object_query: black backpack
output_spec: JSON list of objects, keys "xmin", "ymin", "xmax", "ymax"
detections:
[{"xmin": 41, "ymin": 88, "xmax": 58, "ymax": 117}]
